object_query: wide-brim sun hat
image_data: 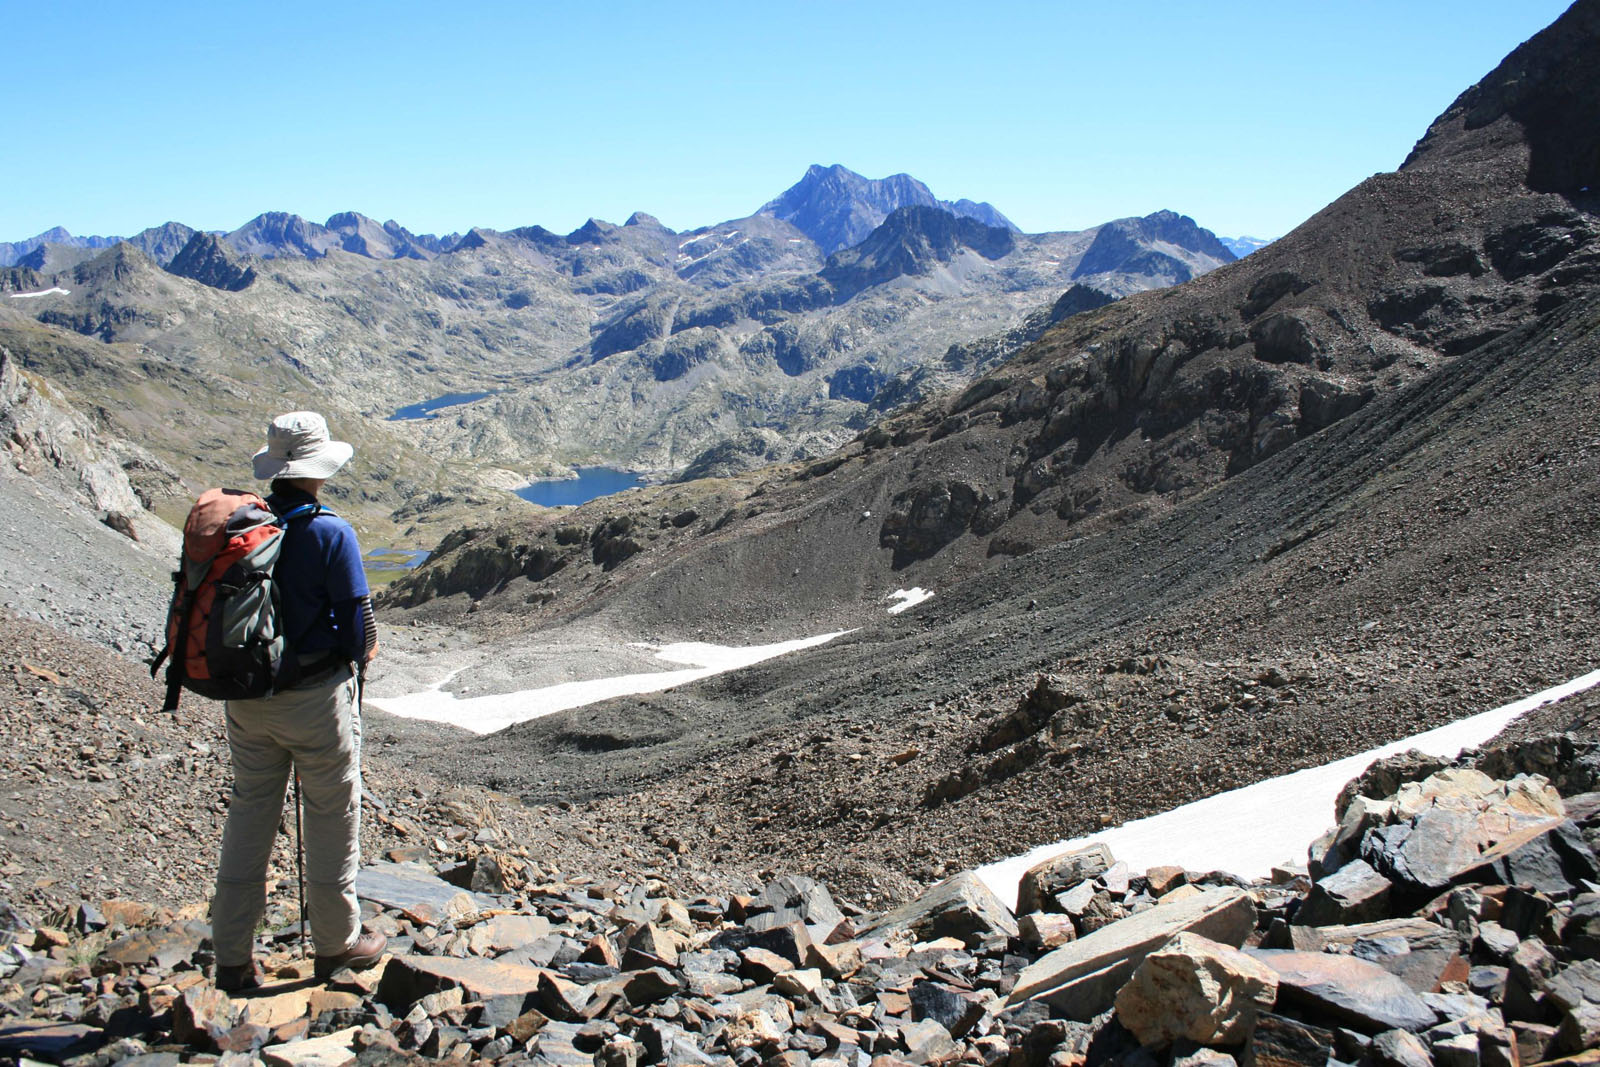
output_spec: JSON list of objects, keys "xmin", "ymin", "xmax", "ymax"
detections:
[{"xmin": 252, "ymin": 411, "xmax": 354, "ymax": 480}]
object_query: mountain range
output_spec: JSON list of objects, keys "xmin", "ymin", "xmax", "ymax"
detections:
[
  {"xmin": 0, "ymin": 166, "xmax": 1238, "ymax": 512},
  {"xmin": 0, "ymin": 164, "xmax": 1265, "ymax": 272}
]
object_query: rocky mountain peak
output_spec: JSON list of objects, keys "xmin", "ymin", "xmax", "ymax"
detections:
[
  {"xmin": 1402, "ymin": 0, "xmax": 1600, "ymax": 193},
  {"xmin": 759, "ymin": 163, "xmax": 1019, "ymax": 256},
  {"xmin": 68, "ymin": 242, "xmax": 155, "ymax": 287},
  {"xmin": 323, "ymin": 211, "xmax": 432, "ymax": 260},
  {"xmin": 0, "ymin": 227, "xmax": 122, "ymax": 268},
  {"xmin": 624, "ymin": 211, "xmax": 667, "ymax": 230},
  {"xmin": 449, "ymin": 227, "xmax": 494, "ymax": 252},
  {"xmin": 164, "ymin": 231, "xmax": 256, "ymax": 292},
  {"xmin": 820, "ymin": 205, "xmax": 1017, "ymax": 300},
  {"xmin": 127, "ymin": 222, "xmax": 198, "ymax": 265},
  {"xmin": 226, "ymin": 211, "xmax": 340, "ymax": 260},
  {"xmin": 568, "ymin": 218, "xmax": 620, "ymax": 244},
  {"xmin": 1072, "ymin": 209, "xmax": 1236, "ymax": 284}
]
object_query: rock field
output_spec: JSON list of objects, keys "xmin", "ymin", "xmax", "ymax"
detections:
[{"xmin": 8, "ymin": 722, "xmax": 1600, "ymax": 1066}]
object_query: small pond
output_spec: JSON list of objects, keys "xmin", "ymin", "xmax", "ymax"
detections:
[
  {"xmin": 388, "ymin": 391, "xmax": 494, "ymax": 421},
  {"xmin": 516, "ymin": 467, "xmax": 645, "ymax": 507}
]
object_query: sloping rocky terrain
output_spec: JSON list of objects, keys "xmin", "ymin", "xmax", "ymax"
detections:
[
  {"xmin": 7, "ymin": 727, "xmax": 1600, "ymax": 1067},
  {"xmin": 0, "ymin": 167, "xmax": 1233, "ymax": 506},
  {"xmin": 362, "ymin": 0, "xmax": 1600, "ymax": 896}
]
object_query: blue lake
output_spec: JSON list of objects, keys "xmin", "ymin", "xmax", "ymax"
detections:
[
  {"xmin": 364, "ymin": 547, "xmax": 431, "ymax": 571},
  {"xmin": 389, "ymin": 391, "xmax": 494, "ymax": 421},
  {"xmin": 516, "ymin": 467, "xmax": 645, "ymax": 507}
]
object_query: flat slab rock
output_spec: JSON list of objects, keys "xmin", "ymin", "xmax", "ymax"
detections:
[
  {"xmin": 0, "ymin": 1020, "xmax": 104, "ymax": 1060},
  {"xmin": 1247, "ymin": 949, "xmax": 1437, "ymax": 1033},
  {"xmin": 260, "ymin": 1025, "xmax": 362, "ymax": 1067},
  {"xmin": 377, "ymin": 954, "xmax": 548, "ymax": 1010},
  {"xmin": 101, "ymin": 921, "xmax": 211, "ymax": 970},
  {"xmin": 1007, "ymin": 886, "xmax": 1256, "ymax": 1021},
  {"xmin": 354, "ymin": 862, "xmax": 498, "ymax": 923}
]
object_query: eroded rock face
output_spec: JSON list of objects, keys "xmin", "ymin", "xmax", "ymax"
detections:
[
  {"xmin": 879, "ymin": 479, "xmax": 999, "ymax": 566},
  {"xmin": 0, "ymin": 343, "xmax": 178, "ymax": 549}
]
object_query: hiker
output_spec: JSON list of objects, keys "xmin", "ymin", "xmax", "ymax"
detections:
[{"xmin": 211, "ymin": 411, "xmax": 385, "ymax": 992}]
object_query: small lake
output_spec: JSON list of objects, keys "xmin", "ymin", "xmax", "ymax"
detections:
[
  {"xmin": 516, "ymin": 467, "xmax": 645, "ymax": 507},
  {"xmin": 388, "ymin": 391, "xmax": 494, "ymax": 421},
  {"xmin": 364, "ymin": 547, "xmax": 431, "ymax": 571}
]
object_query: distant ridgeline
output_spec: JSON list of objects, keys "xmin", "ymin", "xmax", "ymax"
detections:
[{"xmin": 0, "ymin": 165, "xmax": 1249, "ymax": 484}]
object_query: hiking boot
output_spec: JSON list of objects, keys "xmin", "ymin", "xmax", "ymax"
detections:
[
  {"xmin": 313, "ymin": 929, "xmax": 387, "ymax": 980},
  {"xmin": 215, "ymin": 962, "xmax": 260, "ymax": 993}
]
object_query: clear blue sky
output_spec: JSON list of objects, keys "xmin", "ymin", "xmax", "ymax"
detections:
[{"xmin": 5, "ymin": 1, "xmax": 1574, "ymax": 243}]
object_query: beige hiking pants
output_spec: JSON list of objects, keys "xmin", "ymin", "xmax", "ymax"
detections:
[{"xmin": 212, "ymin": 664, "xmax": 362, "ymax": 965}]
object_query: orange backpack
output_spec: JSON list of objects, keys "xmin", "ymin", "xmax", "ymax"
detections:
[{"xmin": 150, "ymin": 488, "xmax": 321, "ymax": 710}]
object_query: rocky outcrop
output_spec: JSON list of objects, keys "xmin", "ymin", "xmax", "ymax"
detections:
[
  {"xmin": 0, "ymin": 343, "xmax": 178, "ymax": 548},
  {"xmin": 165, "ymin": 232, "xmax": 256, "ymax": 291},
  {"xmin": 879, "ymin": 478, "xmax": 1002, "ymax": 567}
]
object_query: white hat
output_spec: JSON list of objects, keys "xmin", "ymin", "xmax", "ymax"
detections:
[{"xmin": 252, "ymin": 411, "xmax": 354, "ymax": 480}]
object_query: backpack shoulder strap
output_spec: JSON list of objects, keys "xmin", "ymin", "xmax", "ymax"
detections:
[{"xmin": 276, "ymin": 502, "xmax": 323, "ymax": 523}]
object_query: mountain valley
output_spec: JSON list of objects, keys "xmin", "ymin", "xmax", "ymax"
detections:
[{"xmin": 4, "ymin": 5, "xmax": 1600, "ymax": 1062}]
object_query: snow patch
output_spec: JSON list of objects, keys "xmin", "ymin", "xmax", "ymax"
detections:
[
  {"xmin": 369, "ymin": 631, "xmax": 850, "ymax": 735},
  {"xmin": 886, "ymin": 588, "xmax": 933, "ymax": 615},
  {"xmin": 977, "ymin": 666, "xmax": 1600, "ymax": 910},
  {"xmin": 8, "ymin": 287, "xmax": 70, "ymax": 299}
]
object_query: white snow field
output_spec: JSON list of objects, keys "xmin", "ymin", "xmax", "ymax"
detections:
[
  {"xmin": 977, "ymin": 667, "xmax": 1600, "ymax": 910},
  {"xmin": 887, "ymin": 588, "xmax": 934, "ymax": 615},
  {"xmin": 8, "ymin": 287, "xmax": 71, "ymax": 299},
  {"xmin": 368, "ymin": 631, "xmax": 850, "ymax": 735}
]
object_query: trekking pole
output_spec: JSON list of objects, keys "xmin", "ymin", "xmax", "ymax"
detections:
[{"xmin": 293, "ymin": 768, "xmax": 308, "ymax": 959}]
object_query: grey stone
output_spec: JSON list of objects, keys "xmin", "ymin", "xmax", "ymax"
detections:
[
  {"xmin": 354, "ymin": 863, "xmax": 497, "ymax": 922},
  {"xmin": 101, "ymin": 921, "xmax": 210, "ymax": 970},
  {"xmin": 1564, "ymin": 894, "xmax": 1600, "ymax": 960},
  {"xmin": 622, "ymin": 967, "xmax": 684, "ymax": 1005},
  {"xmin": 898, "ymin": 1019, "xmax": 956, "ymax": 1065},
  {"xmin": 1546, "ymin": 959, "xmax": 1600, "ymax": 1014},
  {"xmin": 908, "ymin": 981, "xmax": 985, "ymax": 1038},
  {"xmin": 1489, "ymin": 821, "xmax": 1600, "ymax": 896},
  {"xmin": 1295, "ymin": 860, "xmax": 1393, "ymax": 927},
  {"xmin": 1248, "ymin": 950, "xmax": 1437, "ymax": 1034},
  {"xmin": 1559, "ymin": 1002, "xmax": 1600, "ymax": 1058},
  {"xmin": 1242, "ymin": 1012, "xmax": 1335, "ymax": 1067},
  {"xmin": 534, "ymin": 1021, "xmax": 596, "ymax": 1067},
  {"xmin": 1476, "ymin": 921, "xmax": 1521, "ymax": 962},
  {"xmin": 1371, "ymin": 1029, "xmax": 1432, "ymax": 1067},
  {"xmin": 856, "ymin": 872, "xmax": 1018, "ymax": 948},
  {"xmin": 1432, "ymin": 1033, "xmax": 1480, "ymax": 1067},
  {"xmin": 747, "ymin": 876, "xmax": 846, "ymax": 941},
  {"xmin": 1055, "ymin": 881, "xmax": 1097, "ymax": 916},
  {"xmin": 1016, "ymin": 845, "xmax": 1114, "ymax": 916},
  {"xmin": 1365, "ymin": 809, "xmax": 1483, "ymax": 898},
  {"xmin": 0, "ymin": 1021, "xmax": 104, "ymax": 1061},
  {"xmin": 1468, "ymin": 966, "xmax": 1508, "ymax": 1001},
  {"xmin": 1505, "ymin": 937, "xmax": 1560, "ymax": 1022},
  {"xmin": 1007, "ymin": 887, "xmax": 1256, "ymax": 1021}
]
